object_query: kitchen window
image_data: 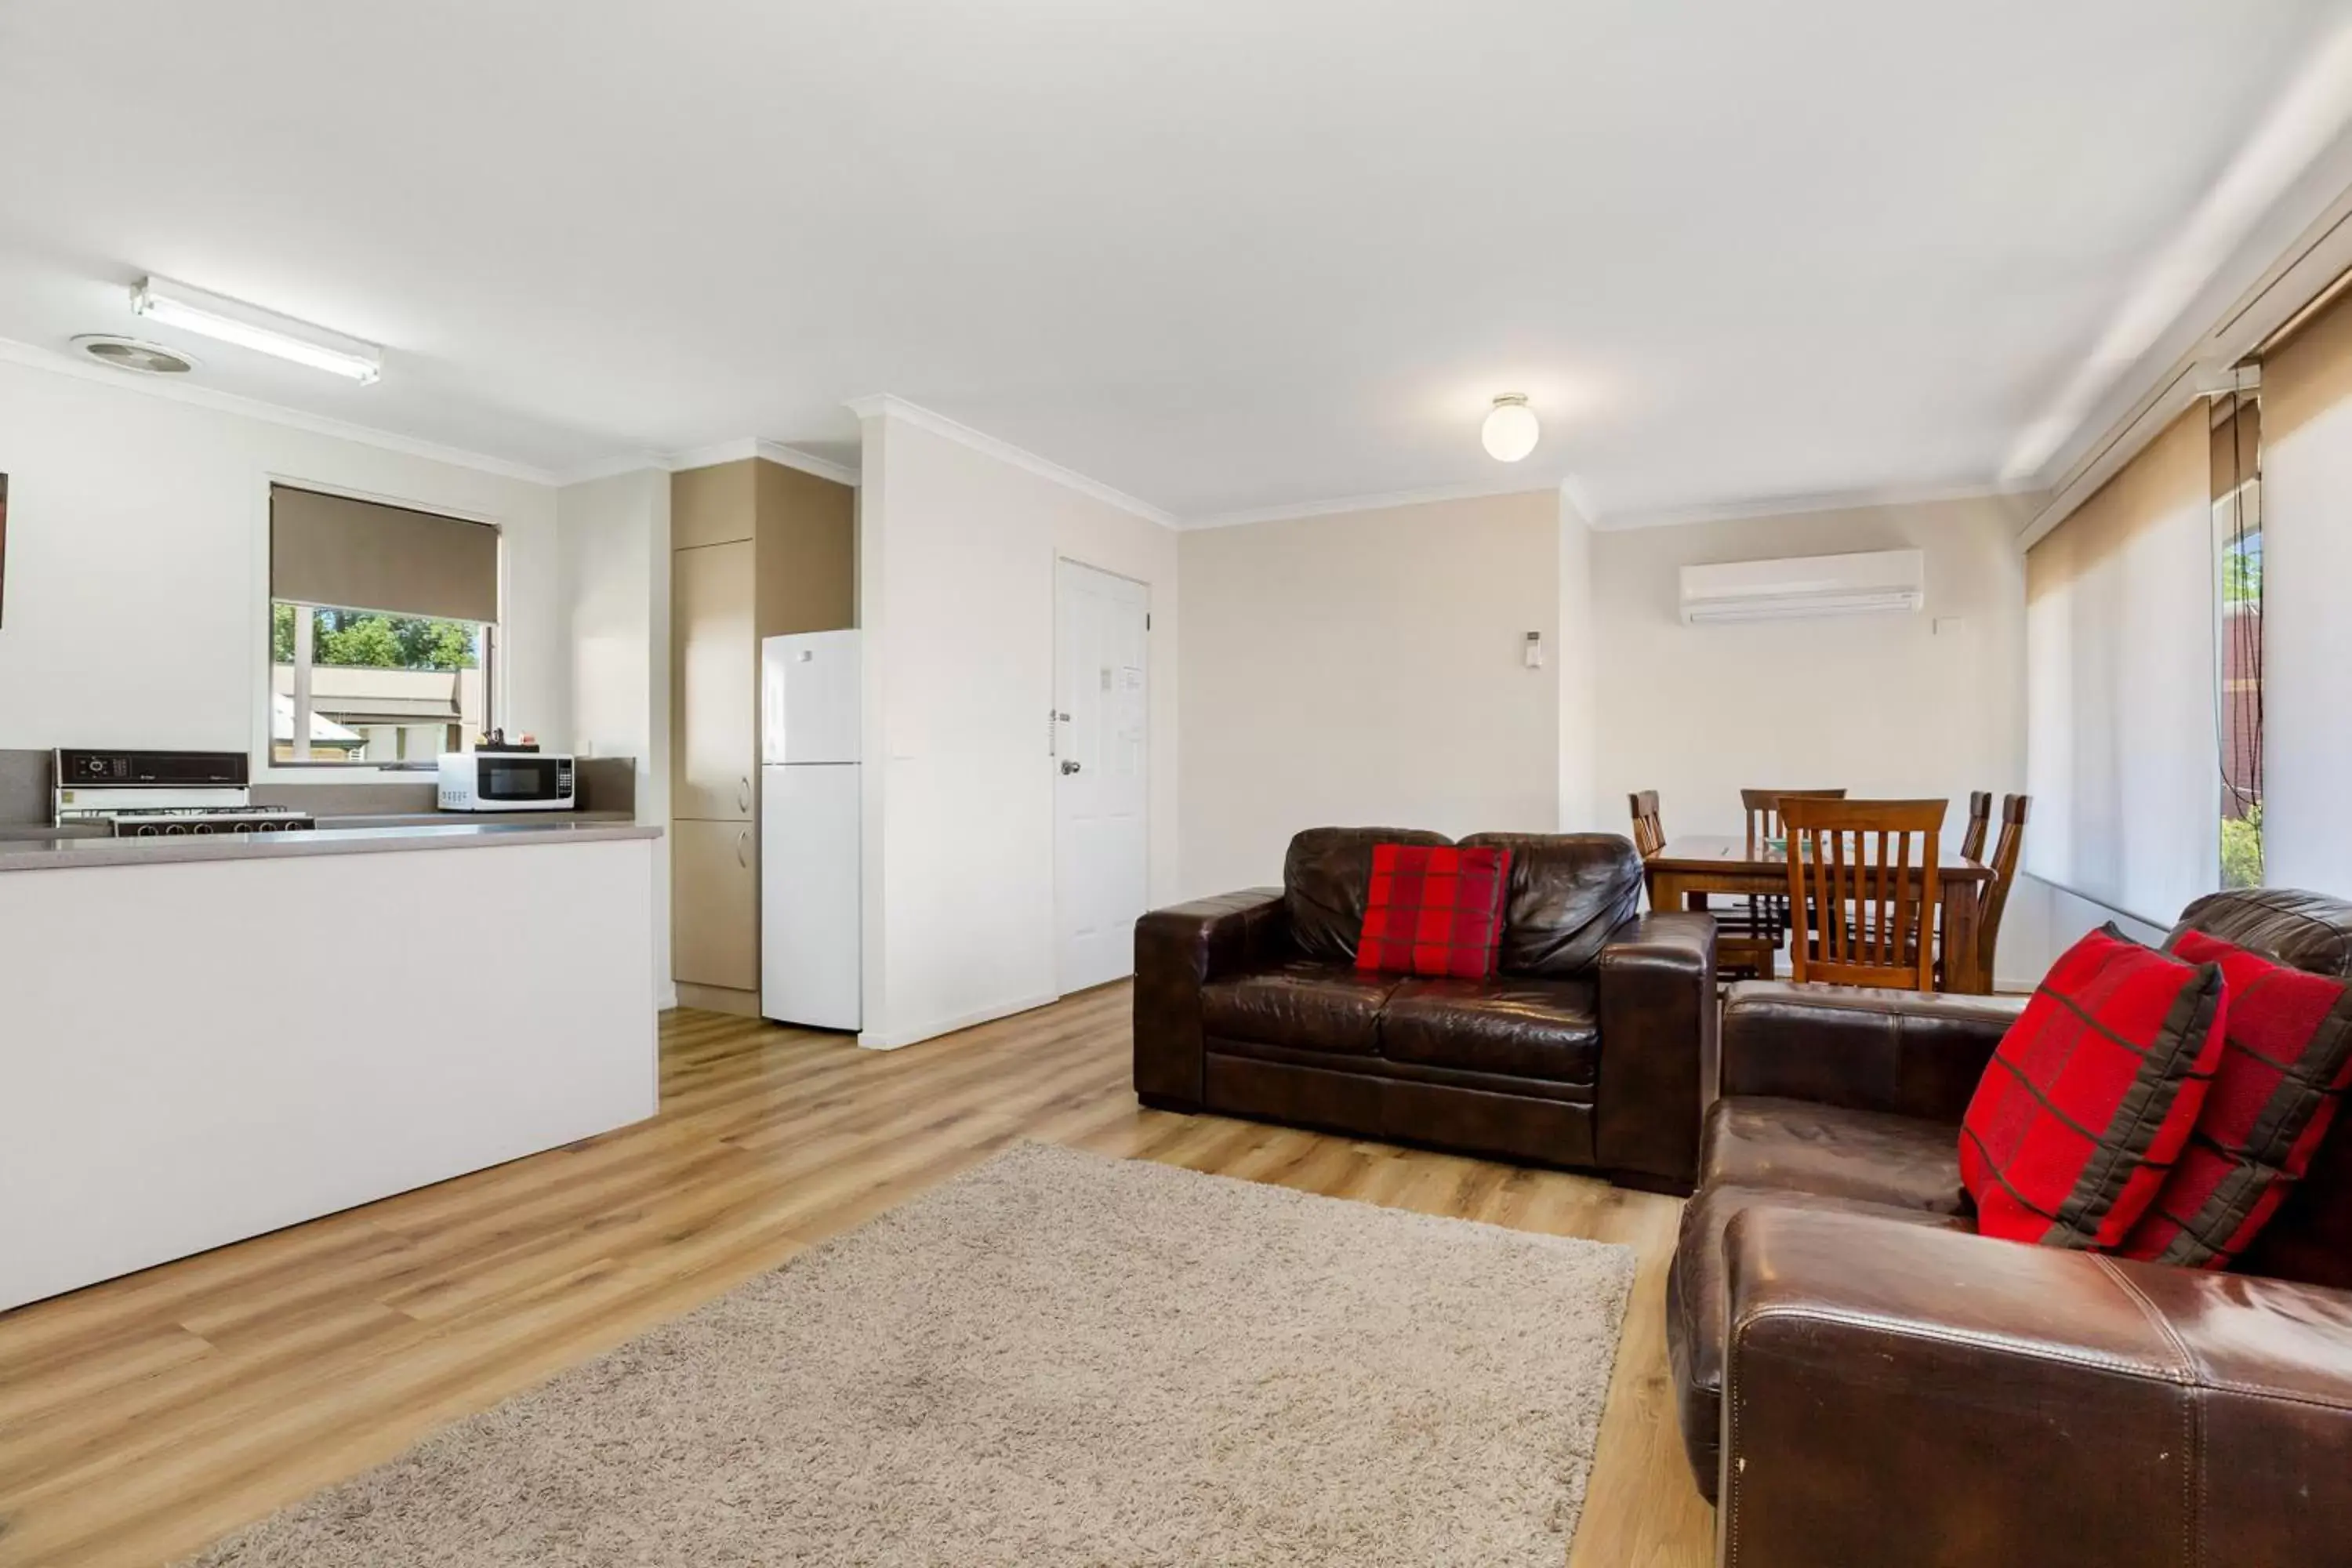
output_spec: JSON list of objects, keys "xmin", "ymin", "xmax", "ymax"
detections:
[{"xmin": 268, "ymin": 485, "xmax": 500, "ymax": 768}]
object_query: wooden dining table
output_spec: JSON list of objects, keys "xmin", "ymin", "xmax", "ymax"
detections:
[{"xmin": 1643, "ymin": 834, "xmax": 1997, "ymax": 994}]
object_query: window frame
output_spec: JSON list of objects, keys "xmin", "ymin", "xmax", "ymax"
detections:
[
  {"xmin": 270, "ymin": 601, "xmax": 497, "ymax": 771},
  {"xmin": 255, "ymin": 477, "xmax": 506, "ymax": 782}
]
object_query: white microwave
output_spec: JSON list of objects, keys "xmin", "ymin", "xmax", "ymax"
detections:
[{"xmin": 437, "ymin": 752, "xmax": 575, "ymax": 811}]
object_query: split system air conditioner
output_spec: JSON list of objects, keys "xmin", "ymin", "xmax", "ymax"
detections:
[{"xmin": 1678, "ymin": 548, "xmax": 1925, "ymax": 626}]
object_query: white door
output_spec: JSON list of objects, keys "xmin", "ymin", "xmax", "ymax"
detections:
[{"xmin": 1055, "ymin": 560, "xmax": 1151, "ymax": 994}]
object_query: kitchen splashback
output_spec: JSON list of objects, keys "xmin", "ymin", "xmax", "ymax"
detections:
[
  {"xmin": 0, "ymin": 751, "xmax": 637, "ymax": 826},
  {"xmin": 0, "ymin": 750, "xmax": 49, "ymax": 826}
]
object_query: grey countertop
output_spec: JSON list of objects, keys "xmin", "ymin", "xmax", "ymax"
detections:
[
  {"xmin": 316, "ymin": 809, "xmax": 637, "ymax": 829},
  {"xmin": 0, "ymin": 818, "xmax": 662, "ymax": 873}
]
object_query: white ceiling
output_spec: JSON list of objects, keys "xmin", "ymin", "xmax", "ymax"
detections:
[{"xmin": 3, "ymin": 1, "xmax": 2351, "ymax": 524}]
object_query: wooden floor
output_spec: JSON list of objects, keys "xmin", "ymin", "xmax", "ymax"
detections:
[{"xmin": 0, "ymin": 986, "xmax": 1713, "ymax": 1567}]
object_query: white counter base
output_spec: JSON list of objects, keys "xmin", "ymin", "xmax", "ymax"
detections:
[{"xmin": 0, "ymin": 833, "xmax": 659, "ymax": 1312}]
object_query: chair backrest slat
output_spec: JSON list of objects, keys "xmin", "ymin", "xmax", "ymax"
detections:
[{"xmin": 1783, "ymin": 797, "xmax": 1947, "ymax": 992}]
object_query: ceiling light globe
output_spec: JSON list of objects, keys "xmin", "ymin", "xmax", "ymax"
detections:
[{"xmin": 1481, "ymin": 397, "xmax": 1539, "ymax": 463}]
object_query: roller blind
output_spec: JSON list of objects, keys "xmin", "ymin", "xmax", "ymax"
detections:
[
  {"xmin": 2024, "ymin": 405, "xmax": 2218, "ymax": 924},
  {"xmin": 2252, "ymin": 281, "xmax": 2352, "ymax": 892},
  {"xmin": 270, "ymin": 485, "xmax": 499, "ymax": 623}
]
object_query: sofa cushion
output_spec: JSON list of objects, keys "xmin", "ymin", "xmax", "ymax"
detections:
[
  {"xmin": 2116, "ymin": 928, "xmax": 2352, "ymax": 1269},
  {"xmin": 1960, "ymin": 926, "xmax": 2227, "ymax": 1249},
  {"xmin": 1667, "ymin": 1183, "xmax": 1972, "ymax": 1502},
  {"xmin": 1382, "ymin": 976, "xmax": 1600, "ymax": 1084},
  {"xmin": 1460, "ymin": 833, "xmax": 1644, "ymax": 978},
  {"xmin": 1283, "ymin": 827, "xmax": 1454, "ymax": 964},
  {"xmin": 1700, "ymin": 1096, "xmax": 1966, "ymax": 1215},
  {"xmin": 2173, "ymin": 888, "xmax": 2352, "ymax": 1291},
  {"xmin": 1200, "ymin": 960, "xmax": 1400, "ymax": 1056},
  {"xmin": 1354, "ymin": 843, "xmax": 1512, "ymax": 978}
]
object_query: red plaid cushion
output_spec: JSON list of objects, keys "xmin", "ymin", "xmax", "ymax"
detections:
[
  {"xmin": 2113, "ymin": 930, "xmax": 2352, "ymax": 1268},
  {"xmin": 1959, "ymin": 926, "xmax": 2227, "ymax": 1248},
  {"xmin": 1353, "ymin": 844, "xmax": 1511, "ymax": 978}
]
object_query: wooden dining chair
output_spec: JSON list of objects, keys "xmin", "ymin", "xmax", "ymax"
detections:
[
  {"xmin": 1960, "ymin": 791, "xmax": 1993, "ymax": 862},
  {"xmin": 1737, "ymin": 787, "xmax": 1846, "ymax": 950},
  {"xmin": 1780, "ymin": 797, "xmax": 1947, "ymax": 992},
  {"xmin": 1628, "ymin": 790, "xmax": 1666, "ymax": 859},
  {"xmin": 1740, "ymin": 787, "xmax": 1847, "ymax": 846},
  {"xmin": 1973, "ymin": 793, "xmax": 2030, "ymax": 984},
  {"xmin": 1630, "ymin": 790, "xmax": 1778, "ymax": 980}
]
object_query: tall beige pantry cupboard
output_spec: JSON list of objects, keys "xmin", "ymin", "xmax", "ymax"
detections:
[{"xmin": 670, "ymin": 458, "xmax": 855, "ymax": 1014}]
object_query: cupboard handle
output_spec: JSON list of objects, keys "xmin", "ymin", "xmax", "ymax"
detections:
[
  {"xmin": 735, "ymin": 829, "xmax": 748, "ymax": 869},
  {"xmin": 738, "ymin": 776, "xmax": 750, "ymax": 813}
]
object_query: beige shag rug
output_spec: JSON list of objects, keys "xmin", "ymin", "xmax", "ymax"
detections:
[{"xmin": 186, "ymin": 1143, "xmax": 1636, "ymax": 1566}]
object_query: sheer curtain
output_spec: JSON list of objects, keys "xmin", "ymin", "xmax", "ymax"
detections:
[{"xmin": 2024, "ymin": 405, "xmax": 2218, "ymax": 924}]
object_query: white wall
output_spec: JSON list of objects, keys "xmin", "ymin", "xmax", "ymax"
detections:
[
  {"xmin": 558, "ymin": 468, "xmax": 673, "ymax": 1005},
  {"xmin": 0, "ymin": 357, "xmax": 562, "ymax": 765},
  {"xmin": 857, "ymin": 410, "xmax": 1179, "ymax": 1050},
  {"xmin": 1178, "ymin": 490, "xmax": 1561, "ymax": 896},
  {"xmin": 1588, "ymin": 495, "xmax": 2031, "ymax": 837}
]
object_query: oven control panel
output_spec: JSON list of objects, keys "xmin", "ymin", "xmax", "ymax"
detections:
[{"xmin": 54, "ymin": 750, "xmax": 250, "ymax": 788}]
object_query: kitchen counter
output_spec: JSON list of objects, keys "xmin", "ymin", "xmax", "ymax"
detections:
[
  {"xmin": 0, "ymin": 816, "xmax": 662, "ymax": 1312},
  {"xmin": 0, "ymin": 818, "xmax": 658, "ymax": 873}
]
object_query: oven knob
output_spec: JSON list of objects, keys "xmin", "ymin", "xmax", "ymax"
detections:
[
  {"xmin": 164, "ymin": 823, "xmax": 188, "ymax": 835},
  {"xmin": 192, "ymin": 822, "xmax": 215, "ymax": 834},
  {"xmin": 135, "ymin": 824, "xmax": 160, "ymax": 837},
  {"xmin": 231, "ymin": 821, "xmax": 253, "ymax": 833}
]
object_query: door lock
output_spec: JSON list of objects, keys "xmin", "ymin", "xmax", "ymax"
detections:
[{"xmin": 1061, "ymin": 760, "xmax": 1082, "ymax": 775}]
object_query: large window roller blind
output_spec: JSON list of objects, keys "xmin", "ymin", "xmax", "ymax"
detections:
[
  {"xmin": 2024, "ymin": 406, "xmax": 2218, "ymax": 924},
  {"xmin": 270, "ymin": 485, "xmax": 499, "ymax": 622}
]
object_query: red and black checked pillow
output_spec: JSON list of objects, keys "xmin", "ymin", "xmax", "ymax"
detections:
[
  {"xmin": 2113, "ymin": 929, "xmax": 2352, "ymax": 1268},
  {"xmin": 1354, "ymin": 843, "xmax": 1512, "ymax": 979},
  {"xmin": 1959, "ymin": 926, "xmax": 2227, "ymax": 1249}
]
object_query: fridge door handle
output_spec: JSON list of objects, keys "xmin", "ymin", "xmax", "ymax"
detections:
[
  {"xmin": 735, "ymin": 828, "xmax": 749, "ymax": 869},
  {"xmin": 739, "ymin": 775, "xmax": 751, "ymax": 814}
]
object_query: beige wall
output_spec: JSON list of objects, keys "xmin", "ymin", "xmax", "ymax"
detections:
[
  {"xmin": 1588, "ymin": 495, "xmax": 2032, "ymax": 841},
  {"xmin": 1557, "ymin": 492, "xmax": 1599, "ymax": 829},
  {"xmin": 1178, "ymin": 490, "xmax": 1560, "ymax": 896}
]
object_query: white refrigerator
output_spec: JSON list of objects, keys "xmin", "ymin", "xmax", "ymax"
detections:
[{"xmin": 760, "ymin": 630, "xmax": 861, "ymax": 1029}]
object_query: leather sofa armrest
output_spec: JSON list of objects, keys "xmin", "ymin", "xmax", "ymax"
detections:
[
  {"xmin": 1720, "ymin": 1205, "xmax": 2352, "ymax": 1568},
  {"xmin": 1595, "ymin": 912, "xmax": 1715, "ymax": 1192},
  {"xmin": 1132, "ymin": 889, "xmax": 1287, "ymax": 1110},
  {"xmin": 1719, "ymin": 981, "xmax": 2025, "ymax": 1122}
]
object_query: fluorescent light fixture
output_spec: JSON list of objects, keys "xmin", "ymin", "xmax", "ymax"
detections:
[{"xmin": 131, "ymin": 274, "xmax": 382, "ymax": 384}]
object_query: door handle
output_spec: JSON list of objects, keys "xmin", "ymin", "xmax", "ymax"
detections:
[
  {"xmin": 738, "ymin": 776, "xmax": 750, "ymax": 814},
  {"xmin": 735, "ymin": 829, "xmax": 748, "ymax": 869},
  {"xmin": 1061, "ymin": 760, "xmax": 1082, "ymax": 775}
]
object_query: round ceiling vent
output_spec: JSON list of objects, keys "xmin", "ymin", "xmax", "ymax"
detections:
[{"xmin": 71, "ymin": 334, "xmax": 196, "ymax": 375}]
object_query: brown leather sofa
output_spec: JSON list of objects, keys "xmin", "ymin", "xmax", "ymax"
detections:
[
  {"xmin": 1134, "ymin": 827, "xmax": 1716, "ymax": 1192},
  {"xmin": 1668, "ymin": 886, "xmax": 2352, "ymax": 1567}
]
